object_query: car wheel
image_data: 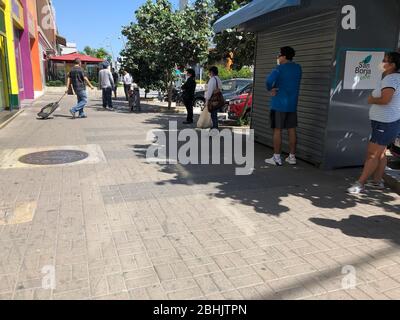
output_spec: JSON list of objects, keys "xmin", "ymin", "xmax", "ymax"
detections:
[{"xmin": 194, "ymin": 98, "xmax": 206, "ymax": 111}]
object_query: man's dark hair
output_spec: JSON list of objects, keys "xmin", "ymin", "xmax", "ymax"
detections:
[
  {"xmin": 74, "ymin": 58, "xmax": 82, "ymax": 65},
  {"xmin": 280, "ymin": 46, "xmax": 296, "ymax": 61},
  {"xmin": 386, "ymin": 52, "xmax": 400, "ymax": 71},
  {"xmin": 186, "ymin": 68, "xmax": 196, "ymax": 77},
  {"xmin": 209, "ymin": 66, "xmax": 219, "ymax": 76}
]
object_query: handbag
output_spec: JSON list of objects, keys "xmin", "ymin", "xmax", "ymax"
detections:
[{"xmin": 207, "ymin": 78, "xmax": 225, "ymax": 113}]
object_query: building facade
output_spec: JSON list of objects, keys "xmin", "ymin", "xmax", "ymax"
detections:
[
  {"xmin": 0, "ymin": 0, "xmax": 10, "ymax": 111},
  {"xmin": 36, "ymin": 0, "xmax": 59, "ymax": 89},
  {"xmin": 2, "ymin": 0, "xmax": 20, "ymax": 109},
  {"xmin": 0, "ymin": 0, "xmax": 63, "ymax": 111},
  {"xmin": 27, "ymin": 0, "xmax": 43, "ymax": 98}
]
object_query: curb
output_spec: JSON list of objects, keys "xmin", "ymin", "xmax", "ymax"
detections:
[
  {"xmin": 384, "ymin": 170, "xmax": 400, "ymax": 194},
  {"xmin": 0, "ymin": 109, "xmax": 25, "ymax": 130}
]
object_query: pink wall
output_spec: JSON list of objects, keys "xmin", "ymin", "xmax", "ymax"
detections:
[{"xmin": 15, "ymin": 0, "xmax": 34, "ymax": 100}]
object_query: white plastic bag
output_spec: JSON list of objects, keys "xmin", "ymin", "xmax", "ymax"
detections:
[{"xmin": 197, "ymin": 107, "xmax": 212, "ymax": 129}]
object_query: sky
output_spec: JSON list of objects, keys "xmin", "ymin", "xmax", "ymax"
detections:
[{"xmin": 53, "ymin": 0, "xmax": 181, "ymax": 59}]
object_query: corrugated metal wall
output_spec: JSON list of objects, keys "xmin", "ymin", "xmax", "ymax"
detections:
[{"xmin": 252, "ymin": 11, "xmax": 338, "ymax": 166}]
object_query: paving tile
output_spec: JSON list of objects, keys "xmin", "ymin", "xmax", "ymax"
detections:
[{"xmin": 0, "ymin": 92, "xmax": 399, "ymax": 301}]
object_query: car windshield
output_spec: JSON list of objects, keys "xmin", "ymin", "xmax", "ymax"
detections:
[
  {"xmin": 221, "ymin": 79, "xmax": 253, "ymax": 92},
  {"xmin": 237, "ymin": 84, "xmax": 253, "ymax": 95},
  {"xmin": 236, "ymin": 80, "xmax": 252, "ymax": 91},
  {"xmin": 221, "ymin": 80, "xmax": 236, "ymax": 92}
]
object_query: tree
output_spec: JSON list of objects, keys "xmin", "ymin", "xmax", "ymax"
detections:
[
  {"xmin": 210, "ymin": 0, "xmax": 256, "ymax": 70},
  {"xmin": 81, "ymin": 46, "xmax": 111, "ymax": 61},
  {"xmin": 120, "ymin": 0, "xmax": 214, "ymax": 108}
]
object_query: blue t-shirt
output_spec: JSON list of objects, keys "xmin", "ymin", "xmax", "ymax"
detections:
[{"xmin": 266, "ymin": 62, "xmax": 302, "ymax": 113}]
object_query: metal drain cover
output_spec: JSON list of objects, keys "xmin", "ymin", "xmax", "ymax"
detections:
[{"xmin": 18, "ymin": 150, "xmax": 89, "ymax": 165}]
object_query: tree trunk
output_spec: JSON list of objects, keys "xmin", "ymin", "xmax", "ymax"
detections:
[{"xmin": 167, "ymin": 80, "xmax": 173, "ymax": 110}]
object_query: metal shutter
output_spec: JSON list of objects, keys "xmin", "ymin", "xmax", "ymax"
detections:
[{"xmin": 252, "ymin": 11, "xmax": 338, "ymax": 166}]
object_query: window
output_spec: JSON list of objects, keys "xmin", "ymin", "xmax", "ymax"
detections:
[{"xmin": 222, "ymin": 80, "xmax": 235, "ymax": 92}]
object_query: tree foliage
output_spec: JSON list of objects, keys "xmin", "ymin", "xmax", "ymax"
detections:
[
  {"xmin": 210, "ymin": 0, "xmax": 256, "ymax": 70},
  {"xmin": 81, "ymin": 46, "xmax": 111, "ymax": 61},
  {"xmin": 120, "ymin": 0, "xmax": 215, "ymax": 107}
]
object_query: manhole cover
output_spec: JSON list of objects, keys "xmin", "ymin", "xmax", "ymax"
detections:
[{"xmin": 18, "ymin": 150, "xmax": 89, "ymax": 165}]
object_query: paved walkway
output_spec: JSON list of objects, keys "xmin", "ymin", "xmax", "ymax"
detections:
[{"xmin": 0, "ymin": 92, "xmax": 399, "ymax": 300}]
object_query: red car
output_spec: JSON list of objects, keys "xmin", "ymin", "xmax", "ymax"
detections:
[{"xmin": 228, "ymin": 84, "xmax": 253, "ymax": 120}]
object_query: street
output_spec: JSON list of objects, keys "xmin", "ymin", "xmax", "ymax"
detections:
[{"xmin": 0, "ymin": 91, "xmax": 399, "ymax": 300}]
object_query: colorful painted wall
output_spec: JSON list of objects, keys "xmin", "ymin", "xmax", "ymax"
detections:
[
  {"xmin": 0, "ymin": 0, "xmax": 56, "ymax": 110},
  {"xmin": 27, "ymin": 0, "xmax": 42, "ymax": 96},
  {"xmin": 15, "ymin": 0, "xmax": 35, "ymax": 100},
  {"xmin": 3, "ymin": 0, "xmax": 19, "ymax": 108},
  {"xmin": 0, "ymin": 0, "xmax": 10, "ymax": 110}
]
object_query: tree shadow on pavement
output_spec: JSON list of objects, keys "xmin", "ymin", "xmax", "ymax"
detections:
[
  {"xmin": 310, "ymin": 215, "xmax": 400, "ymax": 246},
  {"xmin": 130, "ymin": 113, "xmax": 400, "ymax": 217}
]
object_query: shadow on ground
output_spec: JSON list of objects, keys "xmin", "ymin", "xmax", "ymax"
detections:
[{"xmin": 129, "ymin": 112, "xmax": 400, "ymax": 218}]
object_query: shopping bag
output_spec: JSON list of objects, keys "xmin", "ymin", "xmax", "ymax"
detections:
[{"xmin": 197, "ymin": 107, "xmax": 212, "ymax": 129}]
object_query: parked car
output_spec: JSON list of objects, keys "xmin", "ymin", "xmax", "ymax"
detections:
[
  {"xmin": 228, "ymin": 84, "xmax": 253, "ymax": 121},
  {"xmin": 390, "ymin": 133, "xmax": 400, "ymax": 159},
  {"xmin": 194, "ymin": 78, "xmax": 253, "ymax": 111}
]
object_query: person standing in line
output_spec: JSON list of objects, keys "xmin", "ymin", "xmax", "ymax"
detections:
[
  {"xmin": 182, "ymin": 68, "xmax": 197, "ymax": 125},
  {"xmin": 348, "ymin": 52, "xmax": 400, "ymax": 194},
  {"xmin": 66, "ymin": 58, "xmax": 95, "ymax": 119},
  {"xmin": 205, "ymin": 66, "xmax": 223, "ymax": 132},
  {"xmin": 99, "ymin": 62, "xmax": 115, "ymax": 110},
  {"xmin": 265, "ymin": 46, "xmax": 303, "ymax": 166},
  {"xmin": 123, "ymin": 70, "xmax": 133, "ymax": 101},
  {"xmin": 112, "ymin": 68, "xmax": 119, "ymax": 99},
  {"xmin": 132, "ymin": 82, "xmax": 141, "ymax": 112}
]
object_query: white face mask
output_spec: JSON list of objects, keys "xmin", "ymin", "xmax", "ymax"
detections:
[
  {"xmin": 379, "ymin": 62, "xmax": 387, "ymax": 73},
  {"xmin": 277, "ymin": 59, "xmax": 281, "ymax": 66}
]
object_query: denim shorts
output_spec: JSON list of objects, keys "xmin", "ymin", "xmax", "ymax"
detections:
[{"xmin": 370, "ymin": 119, "xmax": 400, "ymax": 146}]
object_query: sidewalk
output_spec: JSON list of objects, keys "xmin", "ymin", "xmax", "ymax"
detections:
[{"xmin": 0, "ymin": 92, "xmax": 399, "ymax": 300}]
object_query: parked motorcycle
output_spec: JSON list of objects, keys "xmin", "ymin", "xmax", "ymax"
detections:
[{"xmin": 164, "ymin": 88, "xmax": 184, "ymax": 106}]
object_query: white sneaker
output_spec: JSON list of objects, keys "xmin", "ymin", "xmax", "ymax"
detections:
[
  {"xmin": 285, "ymin": 155, "xmax": 297, "ymax": 165},
  {"xmin": 265, "ymin": 156, "xmax": 283, "ymax": 167},
  {"xmin": 366, "ymin": 180, "xmax": 385, "ymax": 190},
  {"xmin": 347, "ymin": 182, "xmax": 365, "ymax": 195}
]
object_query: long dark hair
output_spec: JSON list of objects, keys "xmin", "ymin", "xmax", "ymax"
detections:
[{"xmin": 386, "ymin": 52, "xmax": 400, "ymax": 71}]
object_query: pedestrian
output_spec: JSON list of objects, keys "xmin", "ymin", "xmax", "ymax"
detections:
[
  {"xmin": 66, "ymin": 58, "xmax": 95, "ymax": 119},
  {"xmin": 133, "ymin": 82, "xmax": 141, "ymax": 112},
  {"xmin": 265, "ymin": 46, "xmax": 303, "ymax": 166},
  {"xmin": 123, "ymin": 70, "xmax": 133, "ymax": 101},
  {"xmin": 112, "ymin": 68, "xmax": 119, "ymax": 99},
  {"xmin": 98, "ymin": 62, "xmax": 115, "ymax": 110},
  {"xmin": 182, "ymin": 68, "xmax": 197, "ymax": 124},
  {"xmin": 348, "ymin": 52, "xmax": 400, "ymax": 194},
  {"xmin": 205, "ymin": 66, "xmax": 223, "ymax": 132}
]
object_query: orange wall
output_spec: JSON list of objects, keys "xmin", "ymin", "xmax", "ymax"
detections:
[{"xmin": 27, "ymin": 0, "xmax": 42, "ymax": 92}]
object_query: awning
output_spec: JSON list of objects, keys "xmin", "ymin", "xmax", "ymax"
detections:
[
  {"xmin": 50, "ymin": 53, "xmax": 103, "ymax": 63},
  {"xmin": 213, "ymin": 0, "xmax": 301, "ymax": 33}
]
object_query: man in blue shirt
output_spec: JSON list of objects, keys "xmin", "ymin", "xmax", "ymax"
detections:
[{"xmin": 265, "ymin": 46, "xmax": 302, "ymax": 166}]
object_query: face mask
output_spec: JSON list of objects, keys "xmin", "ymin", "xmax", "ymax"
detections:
[
  {"xmin": 277, "ymin": 59, "xmax": 281, "ymax": 66},
  {"xmin": 379, "ymin": 62, "xmax": 387, "ymax": 72}
]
